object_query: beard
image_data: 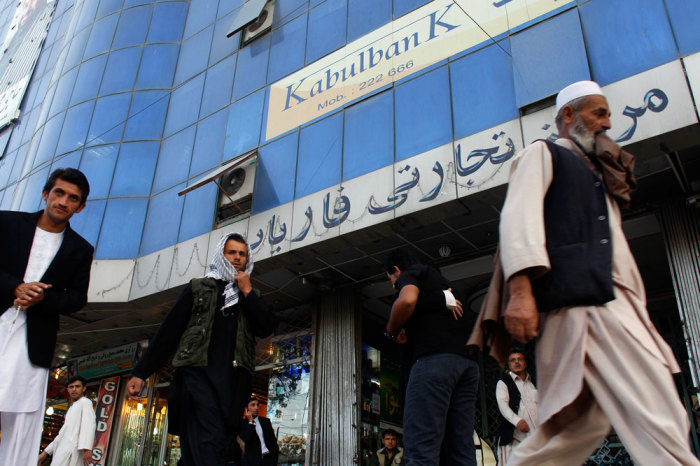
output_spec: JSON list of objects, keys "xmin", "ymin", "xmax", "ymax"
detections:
[{"xmin": 569, "ymin": 114, "xmax": 597, "ymax": 155}]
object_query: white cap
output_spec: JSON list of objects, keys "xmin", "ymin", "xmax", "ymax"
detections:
[{"xmin": 555, "ymin": 80, "xmax": 604, "ymax": 112}]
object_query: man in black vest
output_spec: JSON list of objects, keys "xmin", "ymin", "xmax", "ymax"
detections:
[
  {"xmin": 126, "ymin": 233, "xmax": 276, "ymax": 466},
  {"xmin": 499, "ymin": 81, "xmax": 699, "ymax": 464},
  {"xmin": 0, "ymin": 168, "xmax": 93, "ymax": 466},
  {"xmin": 495, "ymin": 350, "xmax": 537, "ymax": 464},
  {"xmin": 239, "ymin": 398, "xmax": 279, "ymax": 466}
]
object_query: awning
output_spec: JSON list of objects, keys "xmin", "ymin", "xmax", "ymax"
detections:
[
  {"xmin": 178, "ymin": 150, "xmax": 257, "ymax": 196},
  {"xmin": 226, "ymin": 0, "xmax": 268, "ymax": 37}
]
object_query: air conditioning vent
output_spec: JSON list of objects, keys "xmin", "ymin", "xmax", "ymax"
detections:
[
  {"xmin": 242, "ymin": 0, "xmax": 274, "ymax": 45},
  {"xmin": 217, "ymin": 162, "xmax": 256, "ymax": 224}
]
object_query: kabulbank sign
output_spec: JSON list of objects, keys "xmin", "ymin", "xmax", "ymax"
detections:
[{"xmin": 265, "ymin": 0, "xmax": 573, "ymax": 140}]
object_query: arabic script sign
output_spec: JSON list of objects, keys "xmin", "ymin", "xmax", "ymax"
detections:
[
  {"xmin": 67, "ymin": 343, "xmax": 138, "ymax": 379},
  {"xmin": 265, "ymin": 0, "xmax": 573, "ymax": 140}
]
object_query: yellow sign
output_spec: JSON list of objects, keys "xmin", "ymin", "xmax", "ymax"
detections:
[{"xmin": 265, "ymin": 0, "xmax": 573, "ymax": 140}]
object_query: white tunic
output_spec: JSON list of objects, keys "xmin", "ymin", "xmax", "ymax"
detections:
[
  {"xmin": 499, "ymin": 139, "xmax": 679, "ymax": 424},
  {"xmin": 0, "ymin": 227, "xmax": 63, "ymax": 412},
  {"xmin": 45, "ymin": 397, "xmax": 96, "ymax": 466},
  {"xmin": 495, "ymin": 372, "xmax": 538, "ymax": 443}
]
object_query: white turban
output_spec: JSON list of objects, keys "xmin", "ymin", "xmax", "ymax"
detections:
[{"xmin": 556, "ymin": 80, "xmax": 605, "ymax": 112}]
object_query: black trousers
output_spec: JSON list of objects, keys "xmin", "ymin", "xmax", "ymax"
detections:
[{"xmin": 173, "ymin": 371, "xmax": 229, "ymax": 466}]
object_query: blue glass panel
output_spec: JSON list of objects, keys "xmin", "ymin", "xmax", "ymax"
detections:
[
  {"xmin": 184, "ymin": 0, "xmax": 218, "ymax": 39},
  {"xmin": 306, "ymin": 0, "xmax": 346, "ymax": 64},
  {"xmin": 96, "ymin": 0, "xmax": 124, "ymax": 20},
  {"xmin": 0, "ymin": 184, "xmax": 15, "ymax": 209},
  {"xmin": 224, "ymin": 88, "xmax": 264, "ymax": 159},
  {"xmin": 666, "ymin": 0, "xmax": 700, "ymax": 56},
  {"xmin": 75, "ymin": 1, "xmax": 99, "ymax": 32},
  {"xmin": 174, "ymin": 25, "xmax": 213, "ymax": 85},
  {"xmin": 232, "ymin": 35, "xmax": 270, "ymax": 100},
  {"xmin": 273, "ymin": 0, "xmax": 306, "ymax": 26},
  {"xmin": 0, "ymin": 152, "xmax": 15, "ymax": 188},
  {"xmin": 210, "ymin": 13, "xmax": 240, "ymax": 65},
  {"xmin": 100, "ymin": 47, "xmax": 142, "ymax": 95},
  {"xmin": 34, "ymin": 113, "xmax": 66, "ymax": 166},
  {"xmin": 348, "ymin": 0, "xmax": 390, "ymax": 42},
  {"xmin": 201, "ymin": 55, "xmax": 236, "ymax": 118},
  {"xmin": 395, "ymin": 66, "xmax": 451, "ymax": 161},
  {"xmin": 393, "ymin": 0, "xmax": 430, "ymax": 18},
  {"xmin": 20, "ymin": 108, "xmax": 41, "ymax": 146},
  {"xmin": 124, "ymin": 90, "xmax": 169, "ymax": 140},
  {"xmin": 46, "ymin": 11, "xmax": 66, "ymax": 46},
  {"xmin": 267, "ymin": 13, "xmax": 306, "ymax": 83},
  {"xmin": 124, "ymin": 0, "xmax": 152, "ymax": 7},
  {"xmin": 19, "ymin": 167, "xmax": 49, "ymax": 212},
  {"xmin": 164, "ymin": 74, "xmax": 204, "ymax": 136},
  {"xmin": 84, "ymin": 13, "xmax": 119, "ymax": 59},
  {"xmin": 49, "ymin": 68, "xmax": 78, "ymax": 118},
  {"xmin": 8, "ymin": 145, "xmax": 28, "ymax": 185},
  {"xmin": 87, "ymin": 94, "xmax": 131, "ymax": 146},
  {"xmin": 79, "ymin": 145, "xmax": 119, "ymax": 199},
  {"xmin": 190, "ymin": 109, "xmax": 228, "ymax": 176},
  {"xmin": 178, "ymin": 182, "xmax": 216, "ymax": 242},
  {"xmin": 140, "ymin": 184, "xmax": 185, "ymax": 254},
  {"xmin": 343, "ymin": 90, "xmax": 393, "ymax": 181},
  {"xmin": 153, "ymin": 126, "xmax": 195, "ymax": 193},
  {"xmin": 113, "ymin": 5, "xmax": 152, "ymax": 49},
  {"xmin": 580, "ymin": 0, "xmax": 678, "ymax": 85},
  {"xmin": 50, "ymin": 149, "xmax": 83, "ymax": 173},
  {"xmin": 218, "ymin": 0, "xmax": 246, "ymax": 19},
  {"xmin": 56, "ymin": 100, "xmax": 95, "ymax": 155},
  {"xmin": 71, "ymin": 55, "xmax": 107, "ymax": 105},
  {"xmin": 148, "ymin": 1, "xmax": 189, "ymax": 43},
  {"xmin": 69, "ymin": 199, "xmax": 106, "ymax": 247},
  {"xmin": 96, "ymin": 198, "xmax": 148, "ymax": 259},
  {"xmin": 136, "ymin": 44, "xmax": 179, "ymax": 89},
  {"xmin": 296, "ymin": 112, "xmax": 341, "ymax": 198},
  {"xmin": 252, "ymin": 132, "xmax": 298, "ymax": 214},
  {"xmin": 451, "ymin": 40, "xmax": 518, "ymax": 139},
  {"xmin": 511, "ymin": 10, "xmax": 589, "ymax": 107},
  {"xmin": 110, "ymin": 141, "xmax": 159, "ymax": 196},
  {"xmin": 64, "ymin": 27, "xmax": 90, "ymax": 70}
]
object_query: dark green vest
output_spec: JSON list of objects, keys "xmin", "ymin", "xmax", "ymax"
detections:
[{"xmin": 172, "ymin": 277, "xmax": 256, "ymax": 372}]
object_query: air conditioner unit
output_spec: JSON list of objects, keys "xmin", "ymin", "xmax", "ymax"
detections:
[
  {"xmin": 217, "ymin": 162, "xmax": 256, "ymax": 222},
  {"xmin": 242, "ymin": 0, "xmax": 274, "ymax": 45}
]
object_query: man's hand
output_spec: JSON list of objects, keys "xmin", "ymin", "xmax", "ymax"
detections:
[
  {"xmin": 126, "ymin": 376, "xmax": 145, "ymax": 400},
  {"xmin": 14, "ymin": 282, "xmax": 52, "ymax": 308},
  {"xmin": 445, "ymin": 289, "xmax": 463, "ymax": 320},
  {"xmin": 516, "ymin": 419, "xmax": 530, "ymax": 433},
  {"xmin": 244, "ymin": 408, "xmax": 254, "ymax": 423},
  {"xmin": 82, "ymin": 449, "xmax": 92, "ymax": 465},
  {"xmin": 234, "ymin": 272, "xmax": 253, "ymax": 297},
  {"xmin": 38, "ymin": 451, "xmax": 49, "ymax": 465},
  {"xmin": 394, "ymin": 329, "xmax": 407, "ymax": 345},
  {"xmin": 504, "ymin": 274, "xmax": 539, "ymax": 343}
]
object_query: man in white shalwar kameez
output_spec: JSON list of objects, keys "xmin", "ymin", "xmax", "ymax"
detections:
[
  {"xmin": 0, "ymin": 168, "xmax": 93, "ymax": 466},
  {"xmin": 500, "ymin": 81, "xmax": 700, "ymax": 465},
  {"xmin": 38, "ymin": 376, "xmax": 95, "ymax": 466}
]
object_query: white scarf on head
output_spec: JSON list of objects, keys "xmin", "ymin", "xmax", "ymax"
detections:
[{"xmin": 205, "ymin": 233, "xmax": 254, "ymax": 309}]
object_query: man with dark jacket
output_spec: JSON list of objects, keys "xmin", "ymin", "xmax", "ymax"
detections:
[
  {"xmin": 126, "ymin": 233, "xmax": 276, "ymax": 466},
  {"xmin": 384, "ymin": 248, "xmax": 477, "ymax": 465},
  {"xmin": 239, "ymin": 398, "xmax": 279, "ymax": 466},
  {"xmin": 0, "ymin": 168, "xmax": 93, "ymax": 466},
  {"xmin": 500, "ymin": 80, "xmax": 699, "ymax": 464}
]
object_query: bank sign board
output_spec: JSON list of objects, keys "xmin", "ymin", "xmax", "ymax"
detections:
[{"xmin": 265, "ymin": 0, "xmax": 574, "ymax": 140}]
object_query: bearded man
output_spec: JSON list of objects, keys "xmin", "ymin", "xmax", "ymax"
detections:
[
  {"xmin": 499, "ymin": 81, "xmax": 699, "ymax": 465},
  {"xmin": 126, "ymin": 233, "xmax": 275, "ymax": 466}
]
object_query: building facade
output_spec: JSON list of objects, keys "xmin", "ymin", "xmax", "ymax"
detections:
[{"xmin": 1, "ymin": 0, "xmax": 700, "ymax": 464}]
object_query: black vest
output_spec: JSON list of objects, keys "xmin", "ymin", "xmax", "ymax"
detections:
[
  {"xmin": 532, "ymin": 141, "xmax": 615, "ymax": 312},
  {"xmin": 498, "ymin": 374, "xmax": 522, "ymax": 446}
]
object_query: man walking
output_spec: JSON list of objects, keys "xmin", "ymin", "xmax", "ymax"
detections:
[
  {"xmin": 126, "ymin": 233, "xmax": 276, "ymax": 465},
  {"xmin": 495, "ymin": 350, "xmax": 537, "ymax": 464},
  {"xmin": 38, "ymin": 375, "xmax": 96, "ymax": 466},
  {"xmin": 0, "ymin": 168, "xmax": 93, "ymax": 466},
  {"xmin": 500, "ymin": 80, "xmax": 699, "ymax": 464},
  {"xmin": 239, "ymin": 398, "xmax": 279, "ymax": 466},
  {"xmin": 384, "ymin": 248, "xmax": 477, "ymax": 465}
]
